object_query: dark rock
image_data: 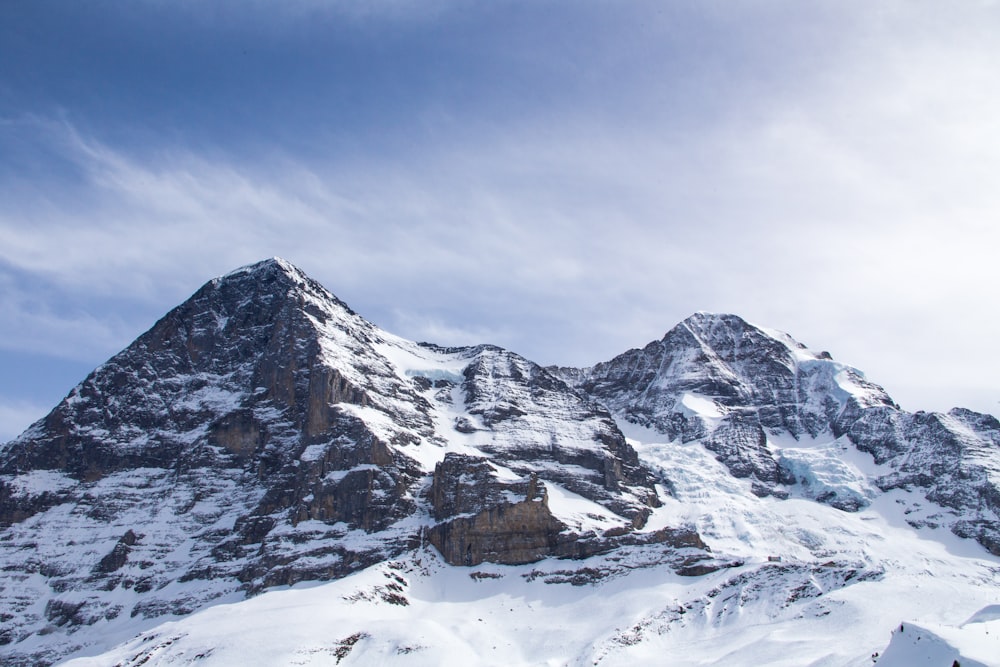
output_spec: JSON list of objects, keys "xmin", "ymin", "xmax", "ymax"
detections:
[
  {"xmin": 458, "ymin": 345, "xmax": 661, "ymax": 524},
  {"xmin": 427, "ymin": 496, "xmax": 566, "ymax": 567},
  {"xmin": 453, "ymin": 417, "xmax": 477, "ymax": 433},
  {"xmin": 94, "ymin": 530, "xmax": 140, "ymax": 574},
  {"xmin": 43, "ymin": 599, "xmax": 85, "ymax": 627},
  {"xmin": 425, "ymin": 453, "xmax": 709, "ymax": 566},
  {"xmin": 426, "ymin": 452, "xmax": 566, "ymax": 565}
]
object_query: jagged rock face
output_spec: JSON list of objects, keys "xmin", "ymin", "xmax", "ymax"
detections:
[
  {"xmin": 0, "ymin": 259, "xmax": 690, "ymax": 666},
  {"xmin": 834, "ymin": 404, "xmax": 909, "ymax": 463},
  {"xmin": 555, "ymin": 313, "xmax": 894, "ymax": 496},
  {"xmin": 555, "ymin": 312, "xmax": 1000, "ymax": 555},
  {"xmin": 3, "ymin": 262, "xmax": 410, "ymax": 478},
  {"xmin": 429, "ymin": 453, "xmax": 542, "ymax": 522},
  {"xmin": 426, "ymin": 454, "xmax": 565, "ymax": 566},
  {"xmin": 0, "ymin": 260, "xmax": 438, "ymax": 664},
  {"xmin": 704, "ymin": 410, "xmax": 795, "ymax": 497},
  {"xmin": 458, "ymin": 346, "xmax": 660, "ymax": 522},
  {"xmin": 410, "ymin": 341, "xmax": 674, "ymax": 564},
  {"xmin": 0, "ymin": 260, "xmax": 429, "ymax": 535},
  {"xmin": 873, "ymin": 408, "xmax": 1000, "ymax": 555},
  {"xmin": 425, "ymin": 453, "xmax": 712, "ymax": 567}
]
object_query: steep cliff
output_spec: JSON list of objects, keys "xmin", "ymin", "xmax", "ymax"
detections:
[
  {"xmin": 554, "ymin": 312, "xmax": 1000, "ymax": 551},
  {"xmin": 0, "ymin": 259, "xmax": 700, "ymax": 665}
]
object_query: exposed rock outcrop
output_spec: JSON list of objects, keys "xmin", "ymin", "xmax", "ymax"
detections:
[
  {"xmin": 554, "ymin": 312, "xmax": 1000, "ymax": 553},
  {"xmin": 552, "ymin": 313, "xmax": 896, "ymax": 497},
  {"xmin": 426, "ymin": 452, "xmax": 713, "ymax": 566},
  {"xmin": 0, "ymin": 259, "xmax": 702, "ymax": 666}
]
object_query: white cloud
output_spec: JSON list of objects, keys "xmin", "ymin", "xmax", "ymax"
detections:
[
  {"xmin": 0, "ymin": 400, "xmax": 48, "ymax": 443},
  {"xmin": 1, "ymin": 2, "xmax": 999, "ymax": 416},
  {"xmin": 389, "ymin": 309, "xmax": 513, "ymax": 349}
]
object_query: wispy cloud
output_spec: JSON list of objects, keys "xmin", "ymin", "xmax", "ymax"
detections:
[
  {"xmin": 0, "ymin": 400, "xmax": 48, "ymax": 443},
  {"xmin": 1, "ymin": 1, "xmax": 999, "ymax": 420},
  {"xmin": 0, "ymin": 284, "xmax": 130, "ymax": 361}
]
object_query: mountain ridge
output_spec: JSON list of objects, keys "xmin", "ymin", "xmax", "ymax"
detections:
[{"xmin": 1, "ymin": 258, "xmax": 998, "ymax": 666}]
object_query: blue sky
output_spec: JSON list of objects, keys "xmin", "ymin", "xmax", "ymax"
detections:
[{"xmin": 2, "ymin": 0, "xmax": 1000, "ymax": 440}]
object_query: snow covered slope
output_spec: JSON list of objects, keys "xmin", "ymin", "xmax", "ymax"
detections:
[
  {"xmin": 874, "ymin": 608, "xmax": 1000, "ymax": 667},
  {"xmin": 555, "ymin": 312, "xmax": 1000, "ymax": 552},
  {"xmin": 0, "ymin": 259, "xmax": 707, "ymax": 666},
  {"xmin": 59, "ymin": 445, "xmax": 1000, "ymax": 667},
  {"xmin": 2, "ymin": 259, "xmax": 999, "ymax": 666}
]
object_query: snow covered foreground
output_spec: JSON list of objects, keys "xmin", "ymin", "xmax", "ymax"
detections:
[
  {"xmin": 60, "ymin": 430, "xmax": 1000, "ymax": 667},
  {"xmin": 875, "ymin": 613, "xmax": 1000, "ymax": 667}
]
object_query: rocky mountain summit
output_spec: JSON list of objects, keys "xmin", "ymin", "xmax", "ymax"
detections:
[
  {"xmin": 1, "ymin": 259, "xmax": 998, "ymax": 666},
  {"xmin": 553, "ymin": 312, "xmax": 1000, "ymax": 551},
  {"xmin": 0, "ymin": 259, "xmax": 710, "ymax": 665}
]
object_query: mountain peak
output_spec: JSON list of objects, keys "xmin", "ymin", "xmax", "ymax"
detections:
[
  {"xmin": 683, "ymin": 310, "xmax": 743, "ymax": 324},
  {"xmin": 208, "ymin": 257, "xmax": 357, "ymax": 319},
  {"xmin": 678, "ymin": 311, "xmax": 765, "ymax": 340},
  {"xmin": 221, "ymin": 256, "xmax": 301, "ymax": 281},
  {"xmin": 213, "ymin": 256, "xmax": 312, "ymax": 296},
  {"xmin": 674, "ymin": 311, "xmax": 820, "ymax": 365}
]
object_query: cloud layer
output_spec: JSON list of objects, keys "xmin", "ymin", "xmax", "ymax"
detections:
[{"xmin": 1, "ymin": 1, "xmax": 999, "ymax": 438}]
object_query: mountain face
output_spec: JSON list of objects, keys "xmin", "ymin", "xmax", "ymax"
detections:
[
  {"xmin": 1, "ymin": 259, "xmax": 998, "ymax": 667},
  {"xmin": 551, "ymin": 313, "xmax": 896, "ymax": 499},
  {"xmin": 0, "ymin": 260, "xmax": 712, "ymax": 665},
  {"xmin": 552, "ymin": 312, "xmax": 1000, "ymax": 552}
]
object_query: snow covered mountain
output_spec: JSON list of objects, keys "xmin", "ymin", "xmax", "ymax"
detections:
[
  {"xmin": 552, "ymin": 312, "xmax": 1000, "ymax": 552},
  {"xmin": 1, "ymin": 259, "xmax": 998, "ymax": 666}
]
